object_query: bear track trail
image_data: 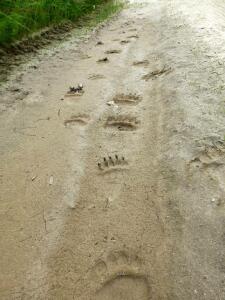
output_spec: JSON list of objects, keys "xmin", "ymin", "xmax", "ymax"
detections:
[{"xmin": 1, "ymin": 0, "xmax": 225, "ymax": 299}]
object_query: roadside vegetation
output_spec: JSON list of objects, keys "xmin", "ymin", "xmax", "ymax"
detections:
[{"xmin": 0, "ymin": 0, "xmax": 123, "ymax": 47}]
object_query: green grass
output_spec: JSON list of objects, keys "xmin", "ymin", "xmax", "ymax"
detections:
[
  {"xmin": 90, "ymin": 0, "xmax": 123, "ymax": 24},
  {"xmin": 0, "ymin": 0, "xmax": 123, "ymax": 47}
]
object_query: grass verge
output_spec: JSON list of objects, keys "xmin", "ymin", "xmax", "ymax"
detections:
[{"xmin": 0, "ymin": 0, "xmax": 124, "ymax": 47}]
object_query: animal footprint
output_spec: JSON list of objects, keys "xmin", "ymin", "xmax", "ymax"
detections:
[
  {"xmin": 65, "ymin": 84, "xmax": 84, "ymax": 97},
  {"xmin": 133, "ymin": 60, "xmax": 149, "ymax": 67},
  {"xmin": 92, "ymin": 251, "xmax": 150, "ymax": 300},
  {"xmin": 97, "ymin": 57, "xmax": 109, "ymax": 63},
  {"xmin": 120, "ymin": 40, "xmax": 130, "ymax": 44},
  {"xmin": 142, "ymin": 66, "xmax": 172, "ymax": 81},
  {"xmin": 97, "ymin": 154, "xmax": 128, "ymax": 174},
  {"xmin": 113, "ymin": 93, "xmax": 142, "ymax": 105},
  {"xmin": 64, "ymin": 114, "xmax": 89, "ymax": 127},
  {"xmin": 105, "ymin": 115, "xmax": 139, "ymax": 131},
  {"xmin": 128, "ymin": 28, "xmax": 137, "ymax": 32},
  {"xmin": 105, "ymin": 49, "xmax": 122, "ymax": 54},
  {"xmin": 127, "ymin": 34, "xmax": 139, "ymax": 39},
  {"xmin": 96, "ymin": 41, "xmax": 104, "ymax": 46},
  {"xmin": 189, "ymin": 140, "xmax": 225, "ymax": 169}
]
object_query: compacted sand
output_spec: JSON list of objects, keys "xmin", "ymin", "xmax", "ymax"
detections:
[{"xmin": 1, "ymin": 0, "xmax": 225, "ymax": 299}]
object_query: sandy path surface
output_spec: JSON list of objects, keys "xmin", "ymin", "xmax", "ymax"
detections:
[{"xmin": 1, "ymin": 0, "xmax": 225, "ymax": 299}]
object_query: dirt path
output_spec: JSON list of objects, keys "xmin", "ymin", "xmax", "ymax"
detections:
[{"xmin": 1, "ymin": 0, "xmax": 225, "ymax": 299}]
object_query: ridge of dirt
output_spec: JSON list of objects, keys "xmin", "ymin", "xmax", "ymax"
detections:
[{"xmin": 0, "ymin": 4, "xmax": 122, "ymax": 84}]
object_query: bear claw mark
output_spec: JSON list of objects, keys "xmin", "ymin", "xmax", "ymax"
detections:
[
  {"xmin": 65, "ymin": 84, "xmax": 84, "ymax": 97},
  {"xmin": 98, "ymin": 154, "xmax": 128, "ymax": 173},
  {"xmin": 113, "ymin": 93, "xmax": 142, "ymax": 105},
  {"xmin": 105, "ymin": 115, "xmax": 139, "ymax": 131},
  {"xmin": 105, "ymin": 49, "xmax": 122, "ymax": 54},
  {"xmin": 64, "ymin": 114, "xmax": 89, "ymax": 127}
]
